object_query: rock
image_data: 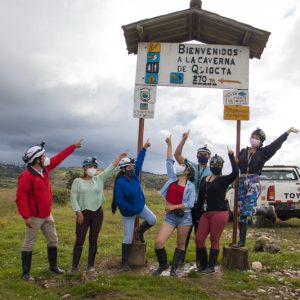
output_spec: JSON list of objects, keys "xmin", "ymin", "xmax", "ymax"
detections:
[
  {"xmin": 62, "ymin": 294, "xmax": 71, "ymax": 299},
  {"xmin": 257, "ymin": 288, "xmax": 266, "ymax": 293},
  {"xmin": 253, "ymin": 235, "xmax": 280, "ymax": 253},
  {"xmin": 252, "ymin": 261, "xmax": 263, "ymax": 272}
]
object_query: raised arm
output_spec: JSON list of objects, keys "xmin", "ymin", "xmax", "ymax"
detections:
[{"xmin": 174, "ymin": 130, "xmax": 190, "ymax": 165}]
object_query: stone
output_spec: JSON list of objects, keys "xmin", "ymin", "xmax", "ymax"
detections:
[{"xmin": 252, "ymin": 261, "xmax": 263, "ymax": 272}]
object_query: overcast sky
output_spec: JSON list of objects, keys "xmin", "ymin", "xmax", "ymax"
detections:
[{"xmin": 0, "ymin": 0, "xmax": 299, "ymax": 174}]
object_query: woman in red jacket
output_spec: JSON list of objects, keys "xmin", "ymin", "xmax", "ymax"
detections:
[{"xmin": 16, "ymin": 139, "xmax": 82, "ymax": 281}]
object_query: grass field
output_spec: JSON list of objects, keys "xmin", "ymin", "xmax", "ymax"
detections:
[{"xmin": 0, "ymin": 188, "xmax": 300, "ymax": 299}]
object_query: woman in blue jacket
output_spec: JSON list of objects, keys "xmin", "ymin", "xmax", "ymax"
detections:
[
  {"xmin": 112, "ymin": 138, "xmax": 156, "ymax": 271},
  {"xmin": 153, "ymin": 135, "xmax": 196, "ymax": 277}
]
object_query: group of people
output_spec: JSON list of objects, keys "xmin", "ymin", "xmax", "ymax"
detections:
[{"xmin": 16, "ymin": 126, "xmax": 299, "ymax": 280}]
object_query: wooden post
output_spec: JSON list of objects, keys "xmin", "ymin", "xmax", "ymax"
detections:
[
  {"xmin": 128, "ymin": 117, "xmax": 147, "ymax": 267},
  {"xmin": 132, "ymin": 117, "xmax": 145, "ymax": 242},
  {"xmin": 232, "ymin": 120, "xmax": 241, "ymax": 244}
]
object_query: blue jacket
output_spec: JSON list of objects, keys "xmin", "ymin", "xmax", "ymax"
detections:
[
  {"xmin": 160, "ymin": 158, "xmax": 196, "ymax": 210},
  {"xmin": 115, "ymin": 148, "xmax": 146, "ymax": 217}
]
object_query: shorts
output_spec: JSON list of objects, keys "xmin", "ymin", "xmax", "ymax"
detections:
[{"xmin": 164, "ymin": 210, "xmax": 193, "ymax": 227}]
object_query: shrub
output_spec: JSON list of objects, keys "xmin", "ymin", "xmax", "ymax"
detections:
[{"xmin": 52, "ymin": 188, "xmax": 70, "ymax": 205}]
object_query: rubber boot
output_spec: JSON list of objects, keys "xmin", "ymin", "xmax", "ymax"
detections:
[
  {"xmin": 170, "ymin": 248, "xmax": 185, "ymax": 277},
  {"xmin": 136, "ymin": 221, "xmax": 153, "ymax": 243},
  {"xmin": 203, "ymin": 249, "xmax": 219, "ymax": 273},
  {"xmin": 21, "ymin": 251, "xmax": 34, "ymax": 281},
  {"xmin": 152, "ymin": 248, "xmax": 169, "ymax": 275},
  {"xmin": 196, "ymin": 247, "xmax": 208, "ymax": 272},
  {"xmin": 47, "ymin": 246, "xmax": 65, "ymax": 274},
  {"xmin": 232, "ymin": 222, "xmax": 248, "ymax": 248},
  {"xmin": 254, "ymin": 206, "xmax": 277, "ymax": 223},
  {"xmin": 121, "ymin": 243, "xmax": 131, "ymax": 272},
  {"xmin": 68, "ymin": 245, "xmax": 83, "ymax": 275},
  {"xmin": 87, "ymin": 245, "xmax": 97, "ymax": 273}
]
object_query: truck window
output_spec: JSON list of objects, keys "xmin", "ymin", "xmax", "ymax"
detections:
[{"xmin": 260, "ymin": 170, "xmax": 297, "ymax": 180}]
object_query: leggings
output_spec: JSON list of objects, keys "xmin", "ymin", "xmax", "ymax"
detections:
[
  {"xmin": 75, "ymin": 207, "xmax": 103, "ymax": 247},
  {"xmin": 238, "ymin": 175, "xmax": 261, "ymax": 224},
  {"xmin": 195, "ymin": 211, "xmax": 228, "ymax": 250}
]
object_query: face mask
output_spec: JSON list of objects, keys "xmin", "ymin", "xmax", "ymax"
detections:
[
  {"xmin": 250, "ymin": 137, "xmax": 261, "ymax": 148},
  {"xmin": 124, "ymin": 168, "xmax": 135, "ymax": 178},
  {"xmin": 86, "ymin": 167, "xmax": 97, "ymax": 177},
  {"xmin": 175, "ymin": 165, "xmax": 186, "ymax": 176},
  {"xmin": 210, "ymin": 166, "xmax": 222, "ymax": 176},
  {"xmin": 198, "ymin": 156, "xmax": 208, "ymax": 165},
  {"xmin": 43, "ymin": 156, "xmax": 50, "ymax": 167}
]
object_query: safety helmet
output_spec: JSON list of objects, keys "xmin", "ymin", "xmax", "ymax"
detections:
[
  {"xmin": 197, "ymin": 144, "xmax": 211, "ymax": 156},
  {"xmin": 209, "ymin": 154, "xmax": 224, "ymax": 167},
  {"xmin": 184, "ymin": 159, "xmax": 195, "ymax": 182},
  {"xmin": 82, "ymin": 157, "xmax": 98, "ymax": 168},
  {"xmin": 118, "ymin": 157, "xmax": 135, "ymax": 169},
  {"xmin": 251, "ymin": 128, "xmax": 266, "ymax": 143},
  {"xmin": 22, "ymin": 142, "xmax": 45, "ymax": 164}
]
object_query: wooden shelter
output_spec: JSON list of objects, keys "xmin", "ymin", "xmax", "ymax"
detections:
[{"xmin": 122, "ymin": 0, "xmax": 270, "ymax": 59}]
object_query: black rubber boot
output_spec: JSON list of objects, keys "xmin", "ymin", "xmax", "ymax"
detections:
[
  {"xmin": 196, "ymin": 247, "xmax": 208, "ymax": 272},
  {"xmin": 87, "ymin": 245, "xmax": 97, "ymax": 273},
  {"xmin": 232, "ymin": 222, "xmax": 248, "ymax": 248},
  {"xmin": 68, "ymin": 245, "xmax": 83, "ymax": 275},
  {"xmin": 170, "ymin": 248, "xmax": 185, "ymax": 277},
  {"xmin": 47, "ymin": 246, "xmax": 65, "ymax": 274},
  {"xmin": 21, "ymin": 251, "xmax": 34, "ymax": 281},
  {"xmin": 136, "ymin": 221, "xmax": 153, "ymax": 243},
  {"xmin": 121, "ymin": 243, "xmax": 131, "ymax": 272},
  {"xmin": 203, "ymin": 249, "xmax": 219, "ymax": 273},
  {"xmin": 255, "ymin": 206, "xmax": 277, "ymax": 223},
  {"xmin": 152, "ymin": 248, "xmax": 169, "ymax": 275}
]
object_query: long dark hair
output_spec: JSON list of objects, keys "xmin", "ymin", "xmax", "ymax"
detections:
[{"xmin": 111, "ymin": 170, "xmax": 125, "ymax": 214}]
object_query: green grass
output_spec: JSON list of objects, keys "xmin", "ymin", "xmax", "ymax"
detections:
[{"xmin": 1, "ymin": 188, "xmax": 300, "ymax": 299}]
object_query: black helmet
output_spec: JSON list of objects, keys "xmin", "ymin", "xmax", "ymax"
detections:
[
  {"xmin": 82, "ymin": 156, "xmax": 98, "ymax": 168},
  {"xmin": 209, "ymin": 154, "xmax": 224, "ymax": 167},
  {"xmin": 251, "ymin": 128, "xmax": 266, "ymax": 143},
  {"xmin": 184, "ymin": 159, "xmax": 195, "ymax": 182}
]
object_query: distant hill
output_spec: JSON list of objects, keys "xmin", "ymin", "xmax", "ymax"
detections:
[{"xmin": 0, "ymin": 163, "xmax": 167, "ymax": 190}]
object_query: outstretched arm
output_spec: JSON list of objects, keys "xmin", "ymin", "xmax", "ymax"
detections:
[
  {"xmin": 166, "ymin": 135, "xmax": 172, "ymax": 159},
  {"xmin": 112, "ymin": 150, "xmax": 128, "ymax": 167},
  {"xmin": 174, "ymin": 130, "xmax": 190, "ymax": 165}
]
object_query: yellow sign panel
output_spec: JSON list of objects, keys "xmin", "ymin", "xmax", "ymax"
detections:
[
  {"xmin": 224, "ymin": 105, "xmax": 250, "ymax": 120},
  {"xmin": 147, "ymin": 43, "xmax": 161, "ymax": 52}
]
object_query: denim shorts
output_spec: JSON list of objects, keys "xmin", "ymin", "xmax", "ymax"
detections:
[{"xmin": 164, "ymin": 210, "xmax": 193, "ymax": 227}]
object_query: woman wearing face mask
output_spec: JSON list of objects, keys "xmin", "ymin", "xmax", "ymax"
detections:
[
  {"xmin": 153, "ymin": 135, "xmax": 196, "ymax": 277},
  {"xmin": 195, "ymin": 148, "xmax": 239, "ymax": 273},
  {"xmin": 111, "ymin": 138, "xmax": 157, "ymax": 272},
  {"xmin": 232, "ymin": 127, "xmax": 299, "ymax": 248},
  {"xmin": 69, "ymin": 150, "xmax": 128, "ymax": 274}
]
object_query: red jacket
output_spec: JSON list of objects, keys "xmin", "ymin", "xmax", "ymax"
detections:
[{"xmin": 16, "ymin": 144, "xmax": 76, "ymax": 219}]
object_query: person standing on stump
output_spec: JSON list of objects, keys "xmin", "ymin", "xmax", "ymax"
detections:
[
  {"xmin": 112, "ymin": 138, "xmax": 157, "ymax": 272},
  {"xmin": 153, "ymin": 135, "xmax": 195, "ymax": 277},
  {"xmin": 232, "ymin": 127, "xmax": 299, "ymax": 248},
  {"xmin": 16, "ymin": 139, "xmax": 83, "ymax": 281},
  {"xmin": 69, "ymin": 150, "xmax": 127, "ymax": 275}
]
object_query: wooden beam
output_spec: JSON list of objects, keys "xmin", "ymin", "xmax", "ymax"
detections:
[{"xmin": 242, "ymin": 30, "xmax": 252, "ymax": 46}]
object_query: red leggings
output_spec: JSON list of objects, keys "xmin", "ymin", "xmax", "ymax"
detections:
[{"xmin": 195, "ymin": 211, "xmax": 228, "ymax": 250}]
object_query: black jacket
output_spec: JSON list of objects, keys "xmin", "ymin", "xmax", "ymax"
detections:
[{"xmin": 238, "ymin": 132, "xmax": 288, "ymax": 175}]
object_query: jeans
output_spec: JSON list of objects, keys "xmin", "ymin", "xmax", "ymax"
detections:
[{"xmin": 122, "ymin": 205, "xmax": 156, "ymax": 244}]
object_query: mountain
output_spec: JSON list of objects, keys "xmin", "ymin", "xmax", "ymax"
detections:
[{"xmin": 0, "ymin": 163, "xmax": 167, "ymax": 190}]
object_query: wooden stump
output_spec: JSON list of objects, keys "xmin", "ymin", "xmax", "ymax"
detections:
[
  {"xmin": 128, "ymin": 242, "xmax": 146, "ymax": 266},
  {"xmin": 222, "ymin": 246, "xmax": 249, "ymax": 270}
]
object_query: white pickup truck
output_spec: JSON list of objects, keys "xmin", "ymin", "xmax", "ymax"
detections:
[{"xmin": 227, "ymin": 165, "xmax": 300, "ymax": 222}]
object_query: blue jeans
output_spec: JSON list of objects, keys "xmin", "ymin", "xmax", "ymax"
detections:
[{"xmin": 122, "ymin": 205, "xmax": 156, "ymax": 244}]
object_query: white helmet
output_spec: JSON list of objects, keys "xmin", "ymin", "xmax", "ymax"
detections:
[
  {"xmin": 22, "ymin": 142, "xmax": 45, "ymax": 164},
  {"xmin": 118, "ymin": 157, "xmax": 135, "ymax": 169}
]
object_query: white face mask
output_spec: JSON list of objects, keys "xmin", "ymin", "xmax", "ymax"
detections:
[
  {"xmin": 250, "ymin": 137, "xmax": 261, "ymax": 148},
  {"xmin": 86, "ymin": 167, "xmax": 97, "ymax": 177},
  {"xmin": 175, "ymin": 165, "xmax": 186, "ymax": 176},
  {"xmin": 43, "ymin": 156, "xmax": 50, "ymax": 167}
]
